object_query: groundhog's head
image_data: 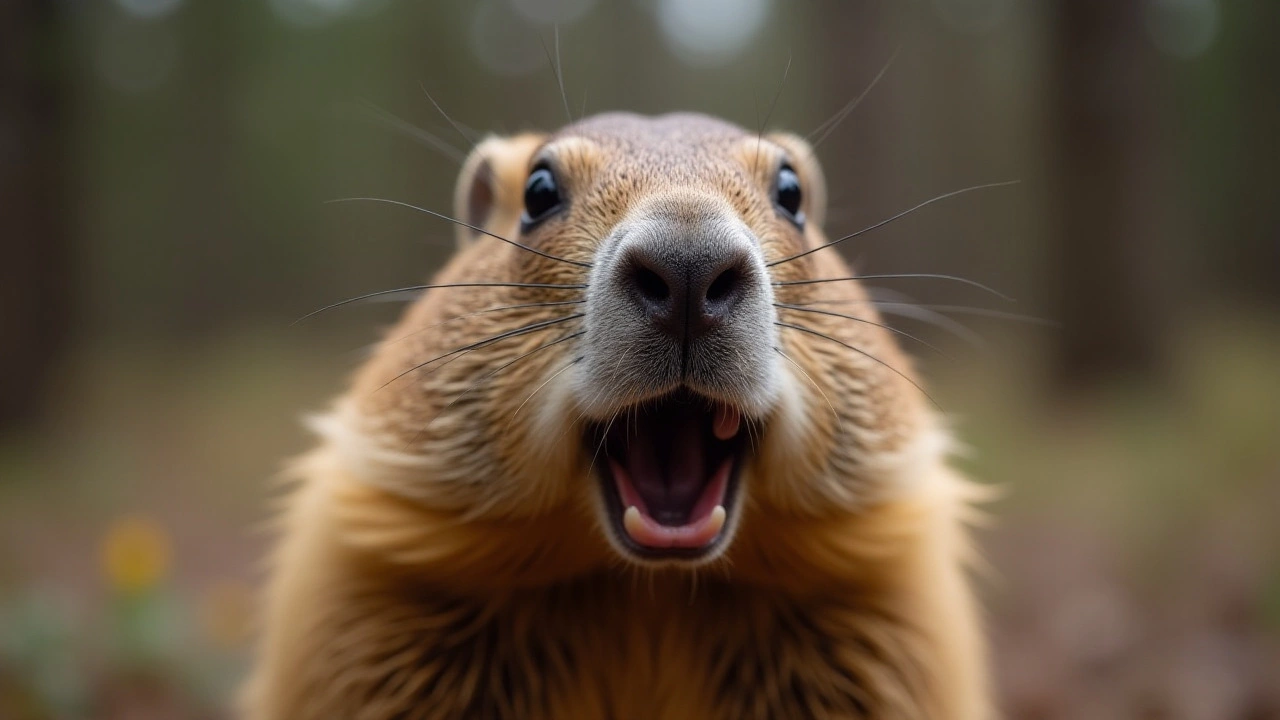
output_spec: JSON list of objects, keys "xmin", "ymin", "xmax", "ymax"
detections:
[{"xmin": 337, "ymin": 112, "xmax": 932, "ymax": 575}]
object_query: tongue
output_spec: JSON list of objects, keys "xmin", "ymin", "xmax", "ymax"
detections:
[
  {"xmin": 626, "ymin": 409, "xmax": 706, "ymax": 525},
  {"xmin": 612, "ymin": 457, "xmax": 731, "ymax": 549}
]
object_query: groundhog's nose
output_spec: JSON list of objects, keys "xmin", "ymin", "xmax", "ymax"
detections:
[{"xmin": 621, "ymin": 242, "xmax": 754, "ymax": 343}]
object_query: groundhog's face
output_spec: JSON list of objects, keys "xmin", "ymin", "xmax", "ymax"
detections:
[{"xmin": 347, "ymin": 113, "xmax": 926, "ymax": 570}]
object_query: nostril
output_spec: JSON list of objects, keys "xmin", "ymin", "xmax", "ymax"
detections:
[
  {"xmin": 634, "ymin": 265, "xmax": 670, "ymax": 302},
  {"xmin": 705, "ymin": 267, "xmax": 741, "ymax": 304}
]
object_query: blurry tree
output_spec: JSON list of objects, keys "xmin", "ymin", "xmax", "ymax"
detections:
[
  {"xmin": 0, "ymin": 0, "xmax": 73, "ymax": 435},
  {"xmin": 1045, "ymin": 0, "xmax": 1177, "ymax": 390},
  {"xmin": 1227, "ymin": 0, "xmax": 1280, "ymax": 304}
]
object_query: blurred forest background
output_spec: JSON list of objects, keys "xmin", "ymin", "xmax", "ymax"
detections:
[{"xmin": 1, "ymin": 0, "xmax": 1278, "ymax": 718}]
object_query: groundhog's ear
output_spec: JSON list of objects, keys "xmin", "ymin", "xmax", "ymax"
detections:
[
  {"xmin": 767, "ymin": 132, "xmax": 828, "ymax": 231},
  {"xmin": 453, "ymin": 133, "xmax": 547, "ymax": 248}
]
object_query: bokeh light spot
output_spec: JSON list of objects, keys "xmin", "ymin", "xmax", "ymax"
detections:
[
  {"xmin": 1146, "ymin": 0, "xmax": 1219, "ymax": 59},
  {"xmin": 113, "ymin": 0, "xmax": 184, "ymax": 20},
  {"xmin": 655, "ymin": 0, "xmax": 770, "ymax": 68},
  {"xmin": 269, "ymin": 0, "xmax": 380, "ymax": 28},
  {"xmin": 102, "ymin": 517, "xmax": 172, "ymax": 596}
]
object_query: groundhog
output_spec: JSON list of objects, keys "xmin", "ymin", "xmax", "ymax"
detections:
[{"xmin": 242, "ymin": 112, "xmax": 992, "ymax": 719}]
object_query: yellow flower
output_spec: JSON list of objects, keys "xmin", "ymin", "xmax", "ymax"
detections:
[
  {"xmin": 200, "ymin": 579, "xmax": 255, "ymax": 650},
  {"xmin": 102, "ymin": 516, "xmax": 171, "ymax": 595}
]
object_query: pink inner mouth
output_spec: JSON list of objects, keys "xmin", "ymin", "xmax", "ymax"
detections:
[
  {"xmin": 599, "ymin": 393, "xmax": 742, "ymax": 551},
  {"xmin": 610, "ymin": 456, "xmax": 731, "ymax": 548}
]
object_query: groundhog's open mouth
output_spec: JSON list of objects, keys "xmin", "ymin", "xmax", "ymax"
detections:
[{"xmin": 588, "ymin": 389, "xmax": 748, "ymax": 561}]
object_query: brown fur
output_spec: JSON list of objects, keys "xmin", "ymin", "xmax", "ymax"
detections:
[{"xmin": 243, "ymin": 113, "xmax": 992, "ymax": 719}]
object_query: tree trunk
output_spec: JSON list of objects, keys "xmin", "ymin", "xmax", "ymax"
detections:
[
  {"xmin": 1046, "ymin": 0, "xmax": 1176, "ymax": 390},
  {"xmin": 1230, "ymin": 0, "xmax": 1280, "ymax": 304},
  {"xmin": 0, "ymin": 0, "xmax": 74, "ymax": 435},
  {"xmin": 813, "ymin": 0, "xmax": 903, "ymax": 270}
]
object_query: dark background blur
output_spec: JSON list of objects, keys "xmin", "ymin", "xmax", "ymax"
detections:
[{"xmin": 1, "ymin": 0, "xmax": 1277, "ymax": 718}]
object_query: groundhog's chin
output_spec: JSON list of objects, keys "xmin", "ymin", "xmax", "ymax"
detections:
[{"xmin": 582, "ymin": 388, "xmax": 753, "ymax": 565}]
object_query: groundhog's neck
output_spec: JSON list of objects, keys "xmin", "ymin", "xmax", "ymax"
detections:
[{"xmin": 259, "ymin": 445, "xmax": 981, "ymax": 719}]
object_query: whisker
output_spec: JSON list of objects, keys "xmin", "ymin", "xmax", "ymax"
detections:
[
  {"xmin": 383, "ymin": 300, "xmax": 587, "ymax": 347},
  {"xmin": 774, "ymin": 302, "xmax": 947, "ymax": 356},
  {"xmin": 775, "ymin": 321, "xmax": 941, "ymax": 410},
  {"xmin": 773, "ymin": 346, "xmax": 841, "ymax": 431},
  {"xmin": 891, "ymin": 304, "xmax": 1058, "ymax": 327},
  {"xmin": 558, "ymin": 364, "xmax": 593, "ymax": 455},
  {"xmin": 345, "ymin": 99, "xmax": 464, "ymax": 164},
  {"xmin": 293, "ymin": 281, "xmax": 586, "ymax": 324},
  {"xmin": 507, "ymin": 351, "xmax": 583, "ymax": 430},
  {"xmin": 419, "ymin": 84, "xmax": 481, "ymax": 147},
  {"xmin": 767, "ymin": 181, "xmax": 1020, "ymax": 268},
  {"xmin": 773, "ymin": 272, "xmax": 1013, "ymax": 302},
  {"xmin": 346, "ymin": 299, "xmax": 585, "ymax": 360},
  {"xmin": 861, "ymin": 285, "xmax": 919, "ymax": 305},
  {"xmin": 377, "ymin": 314, "xmax": 583, "ymax": 392},
  {"xmin": 591, "ymin": 409, "xmax": 619, "ymax": 476},
  {"xmin": 807, "ymin": 46, "xmax": 899, "ymax": 150},
  {"xmin": 754, "ymin": 50, "xmax": 793, "ymax": 175},
  {"xmin": 871, "ymin": 302, "xmax": 987, "ymax": 349},
  {"xmin": 326, "ymin": 197, "xmax": 592, "ymax": 268},
  {"xmin": 556, "ymin": 25, "xmax": 573, "ymax": 122},
  {"xmin": 609, "ymin": 345, "xmax": 636, "ymax": 388},
  {"xmin": 875, "ymin": 301, "xmax": 1058, "ymax": 350},
  {"xmin": 334, "ymin": 288, "xmax": 427, "ymax": 307},
  {"xmin": 541, "ymin": 26, "xmax": 573, "ymax": 125},
  {"xmin": 413, "ymin": 333, "xmax": 585, "ymax": 449},
  {"xmin": 796, "ymin": 296, "xmax": 1055, "ymax": 331}
]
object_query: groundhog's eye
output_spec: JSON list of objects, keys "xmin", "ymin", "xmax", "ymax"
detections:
[
  {"xmin": 522, "ymin": 165, "xmax": 563, "ymax": 226},
  {"xmin": 774, "ymin": 164, "xmax": 804, "ymax": 226}
]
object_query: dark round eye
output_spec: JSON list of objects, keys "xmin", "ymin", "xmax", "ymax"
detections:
[
  {"xmin": 774, "ymin": 165, "xmax": 804, "ymax": 224},
  {"xmin": 522, "ymin": 165, "xmax": 563, "ymax": 225}
]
